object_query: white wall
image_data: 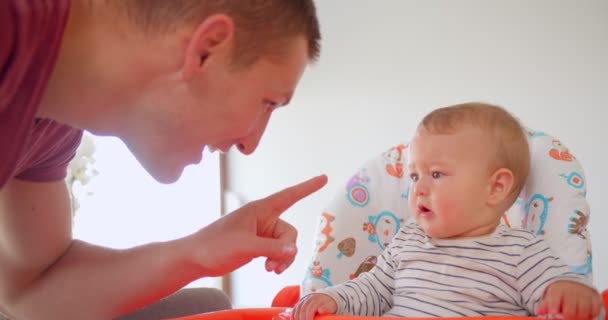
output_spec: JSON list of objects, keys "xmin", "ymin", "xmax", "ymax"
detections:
[
  {"xmin": 73, "ymin": 134, "xmax": 223, "ymax": 289},
  {"xmin": 225, "ymin": 0, "xmax": 608, "ymax": 307}
]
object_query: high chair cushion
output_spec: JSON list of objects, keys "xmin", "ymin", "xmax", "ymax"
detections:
[{"xmin": 301, "ymin": 130, "xmax": 593, "ymax": 295}]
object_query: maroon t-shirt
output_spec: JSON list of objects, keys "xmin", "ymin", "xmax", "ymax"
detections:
[{"xmin": 0, "ymin": 0, "xmax": 83, "ymax": 188}]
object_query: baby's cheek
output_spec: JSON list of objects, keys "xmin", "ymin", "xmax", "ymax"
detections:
[{"xmin": 438, "ymin": 197, "xmax": 463, "ymax": 215}]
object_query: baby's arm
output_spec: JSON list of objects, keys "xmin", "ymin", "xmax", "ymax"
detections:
[
  {"xmin": 294, "ymin": 236, "xmax": 399, "ymax": 319},
  {"xmin": 537, "ymin": 280, "xmax": 602, "ymax": 320},
  {"xmin": 517, "ymin": 237, "xmax": 600, "ymax": 319},
  {"xmin": 322, "ymin": 238, "xmax": 398, "ymax": 317}
]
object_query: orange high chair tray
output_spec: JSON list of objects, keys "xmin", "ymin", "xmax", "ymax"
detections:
[
  {"xmin": 167, "ymin": 287, "xmax": 608, "ymax": 320},
  {"xmin": 169, "ymin": 307, "xmax": 539, "ymax": 320}
]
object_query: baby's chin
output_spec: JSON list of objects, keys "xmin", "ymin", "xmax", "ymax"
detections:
[
  {"xmin": 419, "ymin": 224, "xmax": 450, "ymax": 239},
  {"xmin": 424, "ymin": 229, "xmax": 443, "ymax": 238}
]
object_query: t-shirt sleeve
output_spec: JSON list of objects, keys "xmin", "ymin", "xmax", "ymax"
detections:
[
  {"xmin": 0, "ymin": 0, "xmax": 75, "ymax": 184},
  {"xmin": 15, "ymin": 129, "xmax": 83, "ymax": 182}
]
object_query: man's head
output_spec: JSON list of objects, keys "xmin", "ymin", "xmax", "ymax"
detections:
[
  {"xmin": 122, "ymin": 0, "xmax": 321, "ymax": 67},
  {"xmin": 66, "ymin": 1, "xmax": 321, "ymax": 183},
  {"xmin": 407, "ymin": 102, "xmax": 530, "ymax": 238}
]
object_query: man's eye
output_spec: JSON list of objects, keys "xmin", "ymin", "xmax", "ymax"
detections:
[{"xmin": 432, "ymin": 172, "xmax": 443, "ymax": 179}]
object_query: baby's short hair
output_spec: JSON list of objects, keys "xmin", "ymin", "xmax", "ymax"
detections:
[{"xmin": 420, "ymin": 102, "xmax": 530, "ymax": 206}]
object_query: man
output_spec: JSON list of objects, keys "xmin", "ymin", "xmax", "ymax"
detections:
[{"xmin": 0, "ymin": 1, "xmax": 326, "ymax": 319}]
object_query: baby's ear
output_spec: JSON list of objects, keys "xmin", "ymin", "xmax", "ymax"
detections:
[{"xmin": 487, "ymin": 168, "xmax": 514, "ymax": 208}]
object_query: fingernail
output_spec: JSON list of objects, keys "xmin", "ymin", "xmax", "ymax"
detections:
[{"xmin": 283, "ymin": 243, "xmax": 297, "ymax": 255}]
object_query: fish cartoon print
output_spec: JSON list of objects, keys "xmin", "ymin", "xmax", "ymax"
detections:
[{"xmin": 523, "ymin": 194, "xmax": 553, "ymax": 236}]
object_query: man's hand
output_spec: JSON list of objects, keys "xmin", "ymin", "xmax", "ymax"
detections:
[
  {"xmin": 192, "ymin": 174, "xmax": 328, "ymax": 276},
  {"xmin": 537, "ymin": 280, "xmax": 602, "ymax": 320}
]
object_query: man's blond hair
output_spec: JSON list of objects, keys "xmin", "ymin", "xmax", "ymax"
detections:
[
  {"xmin": 123, "ymin": 0, "xmax": 321, "ymax": 67},
  {"xmin": 420, "ymin": 102, "xmax": 530, "ymax": 207}
]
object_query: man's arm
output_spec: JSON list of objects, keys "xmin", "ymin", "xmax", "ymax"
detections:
[
  {"xmin": 0, "ymin": 174, "xmax": 327, "ymax": 319},
  {"xmin": 0, "ymin": 178, "xmax": 201, "ymax": 319}
]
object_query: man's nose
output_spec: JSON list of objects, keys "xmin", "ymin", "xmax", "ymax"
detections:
[{"xmin": 236, "ymin": 112, "xmax": 270, "ymax": 155}]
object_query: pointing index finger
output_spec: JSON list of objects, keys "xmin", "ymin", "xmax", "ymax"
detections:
[{"xmin": 263, "ymin": 175, "xmax": 328, "ymax": 217}]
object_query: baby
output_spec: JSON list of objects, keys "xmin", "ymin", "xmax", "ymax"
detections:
[{"xmin": 293, "ymin": 103, "xmax": 601, "ymax": 320}]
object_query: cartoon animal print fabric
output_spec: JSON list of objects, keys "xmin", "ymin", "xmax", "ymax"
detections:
[{"xmin": 302, "ymin": 130, "xmax": 593, "ymax": 296}]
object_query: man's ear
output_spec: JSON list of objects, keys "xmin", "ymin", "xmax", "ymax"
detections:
[
  {"xmin": 182, "ymin": 14, "xmax": 235, "ymax": 80},
  {"xmin": 487, "ymin": 168, "xmax": 515, "ymax": 208}
]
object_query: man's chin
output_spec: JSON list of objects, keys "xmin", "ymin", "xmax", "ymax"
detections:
[
  {"xmin": 147, "ymin": 165, "xmax": 186, "ymax": 184},
  {"xmin": 155, "ymin": 174, "xmax": 182, "ymax": 184}
]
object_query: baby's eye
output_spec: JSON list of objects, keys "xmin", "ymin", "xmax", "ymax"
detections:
[
  {"xmin": 432, "ymin": 171, "xmax": 443, "ymax": 179},
  {"xmin": 409, "ymin": 173, "xmax": 419, "ymax": 182}
]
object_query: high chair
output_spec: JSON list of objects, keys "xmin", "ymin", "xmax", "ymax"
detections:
[{"xmin": 170, "ymin": 131, "xmax": 605, "ymax": 320}]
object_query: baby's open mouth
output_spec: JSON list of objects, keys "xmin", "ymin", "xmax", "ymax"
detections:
[{"xmin": 418, "ymin": 205, "xmax": 432, "ymax": 216}]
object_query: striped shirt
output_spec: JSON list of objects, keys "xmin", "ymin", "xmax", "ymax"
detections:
[{"xmin": 320, "ymin": 222, "xmax": 590, "ymax": 317}]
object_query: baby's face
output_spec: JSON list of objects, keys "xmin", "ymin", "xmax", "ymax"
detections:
[{"xmin": 407, "ymin": 126, "xmax": 499, "ymax": 238}]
